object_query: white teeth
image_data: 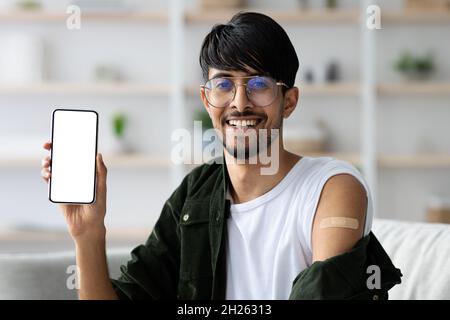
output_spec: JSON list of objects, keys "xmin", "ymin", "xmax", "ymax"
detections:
[{"xmin": 228, "ymin": 119, "xmax": 257, "ymax": 127}]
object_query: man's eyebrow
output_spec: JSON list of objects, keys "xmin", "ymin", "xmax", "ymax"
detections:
[{"xmin": 210, "ymin": 71, "xmax": 261, "ymax": 79}]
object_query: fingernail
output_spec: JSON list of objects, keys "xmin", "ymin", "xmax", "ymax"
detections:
[{"xmin": 98, "ymin": 153, "xmax": 103, "ymax": 162}]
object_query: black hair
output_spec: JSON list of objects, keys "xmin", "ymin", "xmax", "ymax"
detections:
[{"xmin": 199, "ymin": 12, "xmax": 299, "ymax": 89}]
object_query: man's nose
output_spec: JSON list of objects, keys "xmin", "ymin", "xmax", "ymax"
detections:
[{"xmin": 230, "ymin": 84, "xmax": 251, "ymax": 112}]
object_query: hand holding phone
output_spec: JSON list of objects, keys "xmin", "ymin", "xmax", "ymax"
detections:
[
  {"xmin": 42, "ymin": 109, "xmax": 108, "ymax": 240},
  {"xmin": 41, "ymin": 114, "xmax": 118, "ymax": 300}
]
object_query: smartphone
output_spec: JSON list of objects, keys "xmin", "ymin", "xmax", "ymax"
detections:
[{"xmin": 49, "ymin": 109, "xmax": 99, "ymax": 204}]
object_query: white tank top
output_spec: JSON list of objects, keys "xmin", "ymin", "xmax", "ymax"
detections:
[{"xmin": 225, "ymin": 156, "xmax": 373, "ymax": 300}]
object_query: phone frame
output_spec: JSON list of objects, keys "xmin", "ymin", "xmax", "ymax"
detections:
[{"xmin": 48, "ymin": 108, "xmax": 99, "ymax": 204}]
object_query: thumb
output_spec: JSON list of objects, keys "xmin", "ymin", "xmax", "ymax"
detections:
[{"xmin": 96, "ymin": 153, "xmax": 107, "ymax": 201}]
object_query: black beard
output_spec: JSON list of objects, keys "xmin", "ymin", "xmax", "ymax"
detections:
[
  {"xmin": 222, "ymin": 128, "xmax": 280, "ymax": 161},
  {"xmin": 224, "ymin": 141, "xmax": 258, "ymax": 161}
]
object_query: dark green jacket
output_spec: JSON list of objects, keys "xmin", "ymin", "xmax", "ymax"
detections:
[{"xmin": 111, "ymin": 160, "xmax": 402, "ymax": 300}]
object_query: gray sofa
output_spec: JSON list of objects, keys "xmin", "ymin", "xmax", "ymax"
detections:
[{"xmin": 0, "ymin": 219, "xmax": 449, "ymax": 300}]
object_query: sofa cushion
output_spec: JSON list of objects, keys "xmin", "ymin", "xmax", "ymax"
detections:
[
  {"xmin": 0, "ymin": 248, "xmax": 132, "ymax": 300},
  {"xmin": 373, "ymin": 219, "xmax": 450, "ymax": 300},
  {"xmin": 0, "ymin": 219, "xmax": 448, "ymax": 300}
]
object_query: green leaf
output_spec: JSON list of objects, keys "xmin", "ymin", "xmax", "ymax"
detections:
[{"xmin": 112, "ymin": 113, "xmax": 127, "ymax": 138}]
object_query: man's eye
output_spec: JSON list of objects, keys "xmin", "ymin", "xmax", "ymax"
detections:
[
  {"xmin": 215, "ymin": 80, "xmax": 233, "ymax": 90},
  {"xmin": 249, "ymin": 78, "xmax": 269, "ymax": 89}
]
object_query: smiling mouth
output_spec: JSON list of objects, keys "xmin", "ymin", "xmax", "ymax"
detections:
[{"xmin": 225, "ymin": 118, "xmax": 262, "ymax": 128}]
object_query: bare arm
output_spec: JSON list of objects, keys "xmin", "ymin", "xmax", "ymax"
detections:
[
  {"xmin": 311, "ymin": 174, "xmax": 367, "ymax": 262},
  {"xmin": 41, "ymin": 141, "xmax": 118, "ymax": 300},
  {"xmin": 75, "ymin": 232, "xmax": 118, "ymax": 300}
]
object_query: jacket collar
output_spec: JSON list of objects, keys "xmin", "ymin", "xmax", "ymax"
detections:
[{"xmin": 208, "ymin": 157, "xmax": 229, "ymax": 299}]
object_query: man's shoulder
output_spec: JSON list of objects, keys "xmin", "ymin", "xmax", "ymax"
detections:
[
  {"xmin": 301, "ymin": 156, "xmax": 363, "ymax": 183},
  {"xmin": 163, "ymin": 159, "xmax": 224, "ymax": 216},
  {"xmin": 188, "ymin": 158, "xmax": 223, "ymax": 178}
]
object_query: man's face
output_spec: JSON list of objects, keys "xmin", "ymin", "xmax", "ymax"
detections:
[{"xmin": 200, "ymin": 68, "xmax": 297, "ymax": 160}]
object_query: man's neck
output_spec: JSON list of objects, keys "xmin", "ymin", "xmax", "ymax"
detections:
[{"xmin": 225, "ymin": 148, "xmax": 301, "ymax": 204}]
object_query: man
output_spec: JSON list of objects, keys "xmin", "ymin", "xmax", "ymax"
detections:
[{"xmin": 41, "ymin": 12, "xmax": 401, "ymax": 300}]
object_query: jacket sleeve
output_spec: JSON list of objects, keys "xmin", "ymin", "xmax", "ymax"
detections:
[
  {"xmin": 110, "ymin": 175, "xmax": 189, "ymax": 300},
  {"xmin": 289, "ymin": 232, "xmax": 402, "ymax": 300}
]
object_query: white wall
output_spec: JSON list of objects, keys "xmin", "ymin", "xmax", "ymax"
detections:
[
  {"xmin": 0, "ymin": 0, "xmax": 449, "ymax": 231},
  {"xmin": 0, "ymin": 3, "xmax": 173, "ymax": 230}
]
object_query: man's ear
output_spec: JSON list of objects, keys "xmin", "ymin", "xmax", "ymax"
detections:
[
  {"xmin": 200, "ymin": 87, "xmax": 211, "ymax": 116},
  {"xmin": 282, "ymin": 87, "xmax": 299, "ymax": 119}
]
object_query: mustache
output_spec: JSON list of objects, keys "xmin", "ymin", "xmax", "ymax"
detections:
[{"xmin": 220, "ymin": 110, "xmax": 267, "ymax": 125}]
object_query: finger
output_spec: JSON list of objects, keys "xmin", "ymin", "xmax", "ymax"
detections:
[
  {"xmin": 96, "ymin": 153, "xmax": 107, "ymax": 202},
  {"xmin": 41, "ymin": 156, "xmax": 51, "ymax": 168},
  {"xmin": 41, "ymin": 168, "xmax": 51, "ymax": 181},
  {"xmin": 43, "ymin": 141, "xmax": 52, "ymax": 150}
]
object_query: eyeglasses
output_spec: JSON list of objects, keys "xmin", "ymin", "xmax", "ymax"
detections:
[{"xmin": 200, "ymin": 76, "xmax": 288, "ymax": 108}]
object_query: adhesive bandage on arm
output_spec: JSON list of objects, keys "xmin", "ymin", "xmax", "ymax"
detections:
[{"xmin": 319, "ymin": 217, "xmax": 359, "ymax": 230}]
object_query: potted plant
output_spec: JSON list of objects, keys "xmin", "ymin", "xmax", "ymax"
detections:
[
  {"xmin": 325, "ymin": 0, "xmax": 338, "ymax": 9},
  {"xmin": 111, "ymin": 112, "xmax": 131, "ymax": 154},
  {"xmin": 16, "ymin": 0, "xmax": 41, "ymax": 11},
  {"xmin": 394, "ymin": 51, "xmax": 435, "ymax": 81}
]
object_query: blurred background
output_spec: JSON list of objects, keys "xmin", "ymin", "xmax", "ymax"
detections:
[{"xmin": 1, "ymin": 0, "xmax": 449, "ymax": 253}]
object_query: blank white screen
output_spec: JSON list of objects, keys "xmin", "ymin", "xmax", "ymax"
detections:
[{"xmin": 49, "ymin": 110, "xmax": 98, "ymax": 203}]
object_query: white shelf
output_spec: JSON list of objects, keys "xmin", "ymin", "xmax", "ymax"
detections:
[
  {"xmin": 102, "ymin": 153, "xmax": 171, "ymax": 168},
  {"xmin": 303, "ymin": 153, "xmax": 450, "ymax": 168},
  {"xmin": 300, "ymin": 83, "xmax": 361, "ymax": 96},
  {"xmin": 378, "ymin": 83, "xmax": 450, "ymax": 95},
  {"xmin": 383, "ymin": 10, "xmax": 450, "ymax": 24},
  {"xmin": 185, "ymin": 9, "xmax": 360, "ymax": 24},
  {"xmin": 0, "ymin": 153, "xmax": 171, "ymax": 169},
  {"xmin": 0, "ymin": 10, "xmax": 168, "ymax": 23},
  {"xmin": 4, "ymin": 153, "xmax": 450, "ymax": 171},
  {"xmin": 0, "ymin": 83, "xmax": 170, "ymax": 96},
  {"xmin": 2, "ymin": 9, "xmax": 450, "ymax": 25},
  {"xmin": 378, "ymin": 154, "xmax": 450, "ymax": 168}
]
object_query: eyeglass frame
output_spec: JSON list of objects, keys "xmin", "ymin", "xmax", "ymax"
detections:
[{"xmin": 200, "ymin": 75, "xmax": 289, "ymax": 108}]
